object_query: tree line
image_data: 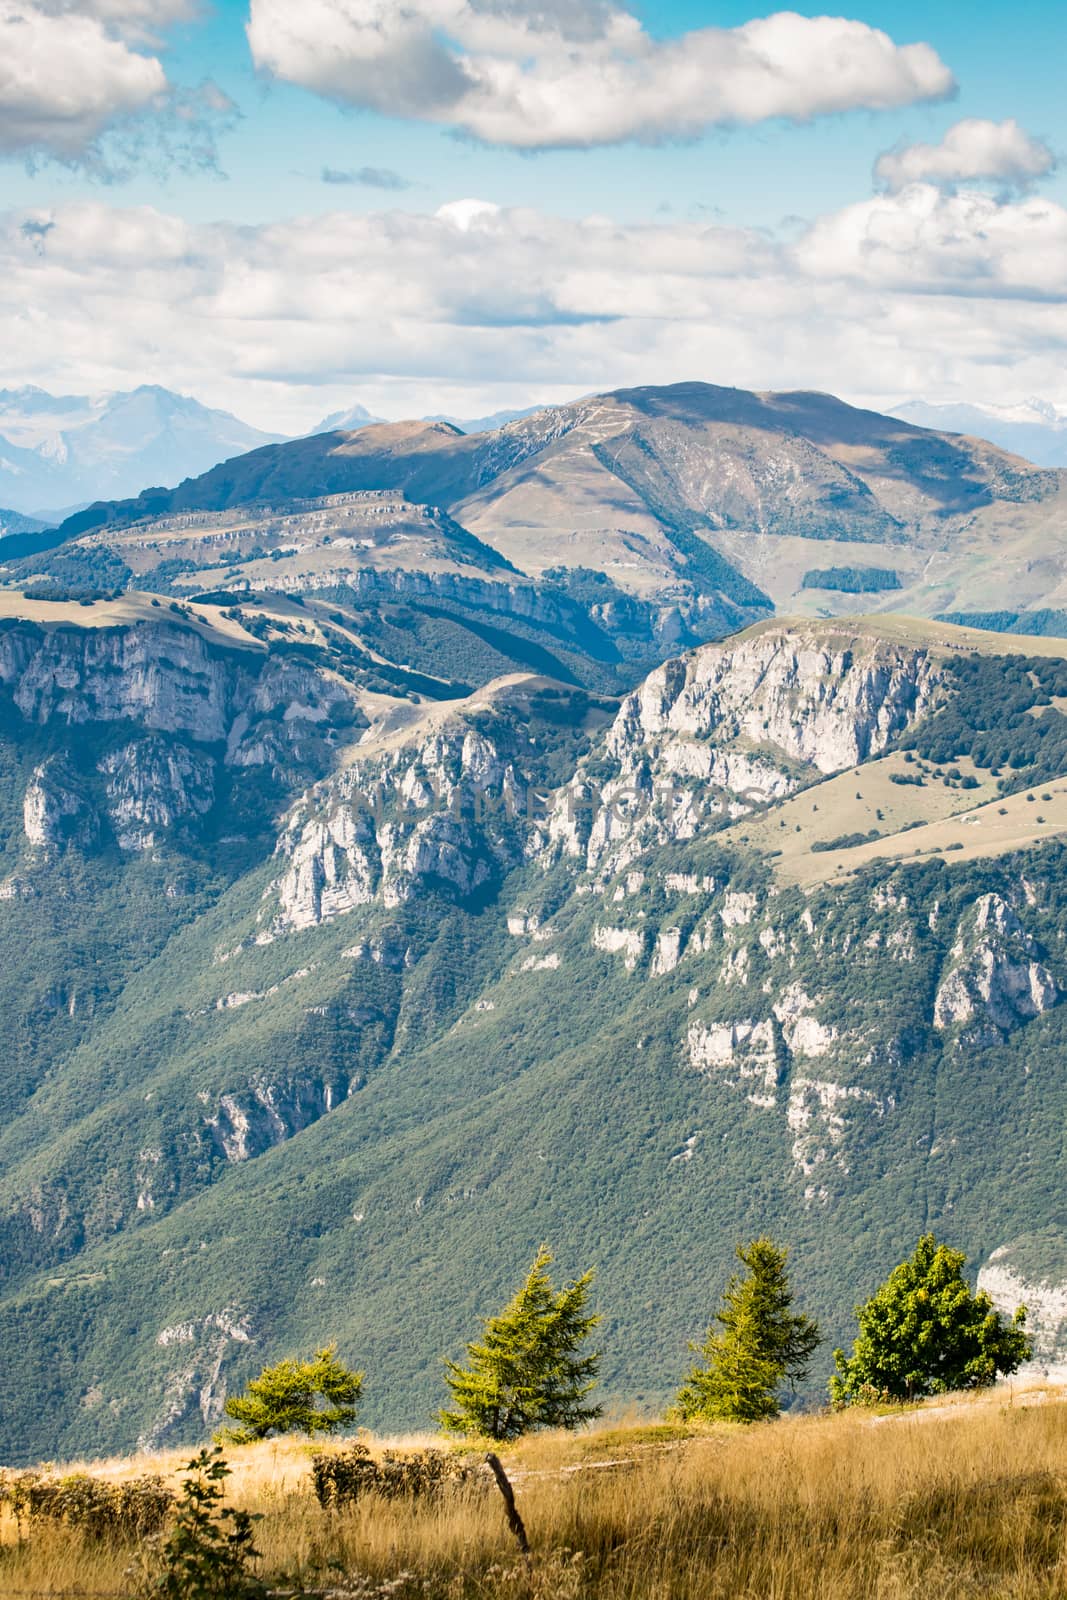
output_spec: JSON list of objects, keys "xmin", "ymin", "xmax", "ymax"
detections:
[{"xmin": 216, "ymin": 1232, "xmax": 1032, "ymax": 1445}]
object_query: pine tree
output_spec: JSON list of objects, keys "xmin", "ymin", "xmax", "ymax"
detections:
[
  {"xmin": 440, "ymin": 1245, "xmax": 602, "ymax": 1441},
  {"xmin": 674, "ymin": 1237, "xmax": 820, "ymax": 1423},
  {"xmin": 219, "ymin": 1346, "xmax": 363, "ymax": 1443},
  {"xmin": 831, "ymin": 1233, "xmax": 1032, "ymax": 1406}
]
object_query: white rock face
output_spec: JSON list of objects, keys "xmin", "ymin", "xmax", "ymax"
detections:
[
  {"xmin": 98, "ymin": 737, "xmax": 215, "ymax": 850},
  {"xmin": 269, "ymin": 723, "xmax": 524, "ymax": 934},
  {"xmin": 688, "ymin": 1019, "xmax": 779, "ymax": 1108},
  {"xmin": 206, "ymin": 1073, "xmax": 347, "ymax": 1162},
  {"xmin": 521, "ymin": 952, "xmax": 560, "ymax": 972},
  {"xmin": 652, "ymin": 927, "xmax": 684, "ymax": 975},
  {"xmin": 140, "ymin": 1309, "xmax": 253, "ymax": 1450},
  {"xmin": 0, "ymin": 620, "xmax": 353, "ymax": 757},
  {"xmin": 786, "ymin": 1078, "xmax": 886, "ymax": 1179},
  {"xmin": 721, "ymin": 891, "xmax": 758, "ymax": 930},
  {"xmin": 771, "ymin": 989, "xmax": 838, "ymax": 1058},
  {"xmin": 592, "ymin": 924, "xmax": 645, "ymax": 970},
  {"xmin": 934, "ymin": 894, "xmax": 1060, "ymax": 1036},
  {"xmin": 23, "ymin": 757, "xmax": 98, "ymax": 852},
  {"xmin": 689, "ymin": 982, "xmax": 886, "ymax": 1179},
  {"xmin": 540, "ymin": 623, "xmax": 940, "ymax": 874},
  {"xmin": 978, "ymin": 1249, "xmax": 1067, "ymax": 1375},
  {"xmin": 665, "ymin": 873, "xmax": 716, "ymax": 895}
]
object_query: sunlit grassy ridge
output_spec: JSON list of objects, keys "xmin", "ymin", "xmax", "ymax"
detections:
[{"xmin": 5, "ymin": 1388, "xmax": 1067, "ymax": 1598}]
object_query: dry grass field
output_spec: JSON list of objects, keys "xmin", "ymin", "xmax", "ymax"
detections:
[{"xmin": 4, "ymin": 1386, "xmax": 1067, "ymax": 1599}]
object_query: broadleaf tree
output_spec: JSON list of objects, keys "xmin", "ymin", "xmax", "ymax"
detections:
[
  {"xmin": 674, "ymin": 1236, "xmax": 820, "ymax": 1423},
  {"xmin": 440, "ymin": 1245, "xmax": 602, "ymax": 1441},
  {"xmin": 830, "ymin": 1234, "xmax": 1031, "ymax": 1406},
  {"xmin": 219, "ymin": 1345, "xmax": 363, "ymax": 1443}
]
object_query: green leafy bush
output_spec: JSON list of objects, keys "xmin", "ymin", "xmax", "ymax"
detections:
[
  {"xmin": 831, "ymin": 1234, "xmax": 1032, "ymax": 1407},
  {"xmin": 135, "ymin": 1447, "xmax": 264, "ymax": 1600}
]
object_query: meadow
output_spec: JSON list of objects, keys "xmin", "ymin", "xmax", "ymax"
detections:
[{"xmin": 3, "ymin": 1385, "xmax": 1067, "ymax": 1599}]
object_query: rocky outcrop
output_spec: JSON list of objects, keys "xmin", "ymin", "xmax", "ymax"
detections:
[
  {"xmin": 592, "ymin": 924, "xmax": 646, "ymax": 971},
  {"xmin": 139, "ymin": 1309, "xmax": 253, "ymax": 1450},
  {"xmin": 688, "ymin": 1018, "xmax": 780, "ymax": 1108},
  {"xmin": 978, "ymin": 1247, "xmax": 1067, "ymax": 1376},
  {"xmin": 786, "ymin": 1077, "xmax": 887, "ymax": 1182},
  {"xmin": 0, "ymin": 617, "xmax": 357, "ymax": 764},
  {"xmin": 99, "ymin": 737, "xmax": 215, "ymax": 851},
  {"xmin": 688, "ymin": 990, "xmax": 888, "ymax": 1188},
  {"xmin": 542, "ymin": 624, "xmax": 941, "ymax": 874},
  {"xmin": 206, "ymin": 1073, "xmax": 350, "ymax": 1162},
  {"xmin": 23, "ymin": 757, "xmax": 98, "ymax": 852},
  {"xmin": 934, "ymin": 894, "xmax": 1060, "ymax": 1040},
  {"xmin": 267, "ymin": 719, "xmax": 528, "ymax": 934}
]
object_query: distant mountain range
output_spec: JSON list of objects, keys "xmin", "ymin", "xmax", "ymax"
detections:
[
  {"xmin": 40, "ymin": 381, "xmax": 1066, "ymax": 637},
  {"xmin": 0, "ymin": 506, "xmax": 47, "ymax": 539},
  {"xmin": 0, "ymin": 385, "xmax": 285, "ymax": 516},
  {"xmin": 310, "ymin": 402, "xmax": 548, "ymax": 436},
  {"xmin": 892, "ymin": 399, "xmax": 1067, "ymax": 469}
]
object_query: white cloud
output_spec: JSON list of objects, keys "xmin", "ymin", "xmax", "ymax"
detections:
[
  {"xmin": 0, "ymin": 0, "xmax": 231, "ymax": 171},
  {"xmin": 34, "ymin": 0, "xmax": 201, "ymax": 41},
  {"xmin": 797, "ymin": 184, "xmax": 1067, "ymax": 299},
  {"xmin": 875, "ymin": 118, "xmax": 1056, "ymax": 194},
  {"xmin": 246, "ymin": 1, "xmax": 955, "ymax": 150},
  {"xmin": 0, "ymin": 2, "xmax": 166, "ymax": 160},
  {"xmin": 4, "ymin": 182, "xmax": 1067, "ymax": 431}
]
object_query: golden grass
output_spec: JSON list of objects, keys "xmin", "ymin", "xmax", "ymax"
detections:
[{"xmin": 5, "ymin": 1391, "xmax": 1067, "ymax": 1598}]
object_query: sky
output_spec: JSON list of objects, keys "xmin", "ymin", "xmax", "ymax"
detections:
[{"xmin": 1, "ymin": 0, "xmax": 1066, "ymax": 430}]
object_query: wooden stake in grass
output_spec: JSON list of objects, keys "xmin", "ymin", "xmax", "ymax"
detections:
[{"xmin": 484, "ymin": 1453, "xmax": 529, "ymax": 1555}]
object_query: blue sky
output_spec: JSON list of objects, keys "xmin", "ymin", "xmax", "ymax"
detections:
[
  {"xmin": 0, "ymin": 1, "xmax": 1065, "ymax": 427},
  {"xmin": 6, "ymin": 1, "xmax": 1065, "ymax": 226}
]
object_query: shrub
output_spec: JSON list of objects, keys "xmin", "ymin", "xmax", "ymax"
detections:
[
  {"xmin": 311, "ymin": 1443, "xmax": 486, "ymax": 1510},
  {"xmin": 135, "ymin": 1447, "xmax": 265, "ymax": 1600},
  {"xmin": 0, "ymin": 1470, "xmax": 172, "ymax": 1540},
  {"xmin": 810, "ymin": 830, "xmax": 880, "ymax": 853}
]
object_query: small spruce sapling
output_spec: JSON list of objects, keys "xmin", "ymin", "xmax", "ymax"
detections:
[
  {"xmin": 674, "ymin": 1237, "xmax": 820, "ymax": 1423},
  {"xmin": 441, "ymin": 1244, "xmax": 602, "ymax": 1441},
  {"xmin": 219, "ymin": 1345, "xmax": 363, "ymax": 1443}
]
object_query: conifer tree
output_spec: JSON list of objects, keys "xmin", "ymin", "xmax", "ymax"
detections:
[
  {"xmin": 440, "ymin": 1245, "xmax": 602, "ymax": 1441},
  {"xmin": 674, "ymin": 1237, "xmax": 820, "ymax": 1423},
  {"xmin": 219, "ymin": 1346, "xmax": 363, "ymax": 1443},
  {"xmin": 831, "ymin": 1233, "xmax": 1031, "ymax": 1406}
]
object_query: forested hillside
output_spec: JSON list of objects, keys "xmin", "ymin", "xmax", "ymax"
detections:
[{"xmin": 1, "ymin": 598, "xmax": 1066, "ymax": 1462}]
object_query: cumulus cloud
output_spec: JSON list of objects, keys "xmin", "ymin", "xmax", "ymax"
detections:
[
  {"xmin": 875, "ymin": 118, "xmax": 1056, "ymax": 194},
  {"xmin": 797, "ymin": 184, "xmax": 1067, "ymax": 298},
  {"xmin": 246, "ymin": 1, "xmax": 955, "ymax": 150},
  {"xmin": 0, "ymin": 0, "xmax": 230, "ymax": 172},
  {"xmin": 4, "ymin": 181, "xmax": 1067, "ymax": 427},
  {"xmin": 0, "ymin": 2, "xmax": 166, "ymax": 159},
  {"xmin": 33, "ymin": 0, "xmax": 201, "ymax": 44}
]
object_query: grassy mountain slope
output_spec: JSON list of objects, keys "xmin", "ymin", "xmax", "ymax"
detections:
[{"xmin": 21, "ymin": 381, "xmax": 1063, "ymax": 638}]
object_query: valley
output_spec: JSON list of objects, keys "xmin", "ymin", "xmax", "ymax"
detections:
[{"xmin": 1, "ymin": 567, "xmax": 1067, "ymax": 1460}]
